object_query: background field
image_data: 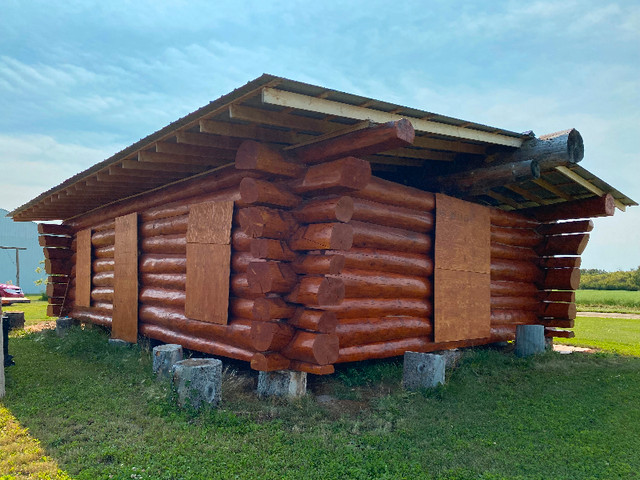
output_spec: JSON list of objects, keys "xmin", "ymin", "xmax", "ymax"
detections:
[{"xmin": 576, "ymin": 289, "xmax": 640, "ymax": 313}]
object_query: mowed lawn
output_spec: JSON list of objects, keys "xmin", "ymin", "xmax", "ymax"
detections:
[
  {"xmin": 3, "ymin": 294, "xmax": 53, "ymax": 327},
  {"xmin": 557, "ymin": 315, "xmax": 640, "ymax": 356},
  {"xmin": 576, "ymin": 289, "xmax": 640, "ymax": 313}
]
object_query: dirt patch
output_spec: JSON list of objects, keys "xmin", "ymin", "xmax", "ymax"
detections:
[
  {"xmin": 553, "ymin": 344, "xmax": 598, "ymax": 354},
  {"xmin": 24, "ymin": 321, "xmax": 56, "ymax": 333}
]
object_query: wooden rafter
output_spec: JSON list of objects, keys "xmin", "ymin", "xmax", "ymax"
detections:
[
  {"xmin": 555, "ymin": 166, "xmax": 626, "ymax": 211},
  {"xmin": 532, "ymin": 178, "xmax": 573, "ymax": 201}
]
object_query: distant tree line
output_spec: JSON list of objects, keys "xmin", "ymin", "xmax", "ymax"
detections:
[{"xmin": 579, "ymin": 267, "xmax": 640, "ymax": 291}]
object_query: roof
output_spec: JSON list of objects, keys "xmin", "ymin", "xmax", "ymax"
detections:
[{"xmin": 10, "ymin": 74, "xmax": 636, "ymax": 221}]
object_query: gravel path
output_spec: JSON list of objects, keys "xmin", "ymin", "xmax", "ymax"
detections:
[{"xmin": 578, "ymin": 311, "xmax": 640, "ymax": 319}]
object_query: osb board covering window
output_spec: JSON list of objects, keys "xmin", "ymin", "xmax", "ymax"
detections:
[
  {"xmin": 186, "ymin": 201, "xmax": 234, "ymax": 325},
  {"xmin": 112, "ymin": 213, "xmax": 139, "ymax": 343},
  {"xmin": 75, "ymin": 229, "xmax": 92, "ymax": 308},
  {"xmin": 434, "ymin": 194, "xmax": 490, "ymax": 343}
]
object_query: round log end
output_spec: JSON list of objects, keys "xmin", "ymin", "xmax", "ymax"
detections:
[
  {"xmin": 328, "ymin": 254, "xmax": 345, "ymax": 274},
  {"xmin": 251, "ymin": 322, "xmax": 278, "ymax": 351},
  {"xmin": 335, "ymin": 196, "xmax": 355, "ymax": 223},
  {"xmin": 317, "ymin": 311, "xmax": 339, "ymax": 333},
  {"xmin": 330, "ymin": 223, "xmax": 354, "ymax": 250},
  {"xmin": 569, "ymin": 268, "xmax": 581, "ymax": 290},
  {"xmin": 235, "ymin": 140, "xmax": 260, "ymax": 169},
  {"xmin": 567, "ymin": 128, "xmax": 584, "ymax": 163},
  {"xmin": 603, "ymin": 194, "xmax": 616, "ymax": 217},
  {"xmin": 396, "ymin": 118, "xmax": 416, "ymax": 144},
  {"xmin": 313, "ymin": 334, "xmax": 340, "ymax": 365},
  {"xmin": 530, "ymin": 159, "xmax": 541, "ymax": 179},
  {"xmin": 251, "ymin": 352, "xmax": 291, "ymax": 371},
  {"xmin": 316, "ymin": 277, "xmax": 346, "ymax": 306},
  {"xmin": 239, "ymin": 178, "xmax": 259, "ymax": 204}
]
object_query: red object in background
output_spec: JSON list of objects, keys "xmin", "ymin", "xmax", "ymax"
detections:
[{"xmin": 0, "ymin": 283, "xmax": 30, "ymax": 306}]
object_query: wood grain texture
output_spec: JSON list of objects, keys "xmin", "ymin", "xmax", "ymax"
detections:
[
  {"xmin": 75, "ymin": 229, "xmax": 92, "ymax": 307},
  {"xmin": 185, "ymin": 243, "xmax": 231, "ymax": 324},
  {"xmin": 112, "ymin": 213, "xmax": 139, "ymax": 343},
  {"xmin": 187, "ymin": 201, "xmax": 234, "ymax": 244}
]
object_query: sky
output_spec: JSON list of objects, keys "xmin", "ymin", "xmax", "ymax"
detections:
[{"xmin": 0, "ymin": 0, "xmax": 638, "ymax": 270}]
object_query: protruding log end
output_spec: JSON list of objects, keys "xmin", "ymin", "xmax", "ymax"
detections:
[
  {"xmin": 250, "ymin": 321, "xmax": 295, "ymax": 351},
  {"xmin": 394, "ymin": 118, "xmax": 416, "ymax": 145},
  {"xmin": 286, "ymin": 276, "xmax": 345, "ymax": 306},
  {"xmin": 288, "ymin": 309, "xmax": 339, "ymax": 333},
  {"xmin": 316, "ymin": 277, "xmax": 346, "ymax": 306},
  {"xmin": 282, "ymin": 332, "xmax": 340, "ymax": 365},
  {"xmin": 235, "ymin": 140, "xmax": 304, "ymax": 177},
  {"xmin": 239, "ymin": 178, "xmax": 300, "ymax": 208},
  {"xmin": 567, "ymin": 128, "xmax": 584, "ymax": 164},
  {"xmin": 251, "ymin": 352, "xmax": 291, "ymax": 371}
]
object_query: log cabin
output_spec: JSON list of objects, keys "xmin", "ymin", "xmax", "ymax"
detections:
[{"xmin": 10, "ymin": 75, "xmax": 637, "ymax": 375}]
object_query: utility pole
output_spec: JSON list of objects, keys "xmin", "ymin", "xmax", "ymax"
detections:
[{"xmin": 0, "ymin": 246, "xmax": 27, "ymax": 285}]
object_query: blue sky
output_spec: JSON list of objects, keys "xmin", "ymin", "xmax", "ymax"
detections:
[{"xmin": 1, "ymin": 0, "xmax": 638, "ymax": 270}]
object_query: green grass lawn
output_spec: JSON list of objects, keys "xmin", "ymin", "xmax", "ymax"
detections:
[
  {"xmin": 1, "ymin": 327, "xmax": 640, "ymax": 479},
  {"xmin": 576, "ymin": 289, "xmax": 640, "ymax": 313},
  {"xmin": 3, "ymin": 294, "xmax": 52, "ymax": 327},
  {"xmin": 556, "ymin": 316, "xmax": 640, "ymax": 356}
]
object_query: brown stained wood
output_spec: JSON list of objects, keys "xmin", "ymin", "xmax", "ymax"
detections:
[
  {"xmin": 138, "ymin": 150, "xmax": 233, "ymax": 166},
  {"xmin": 490, "ymin": 259, "xmax": 543, "ymax": 284},
  {"xmin": 47, "ymin": 304, "xmax": 69, "ymax": 317},
  {"xmin": 329, "ymin": 248, "xmax": 433, "ymax": 277},
  {"xmin": 490, "ymin": 242, "xmax": 538, "ymax": 261},
  {"xmin": 70, "ymin": 308, "xmax": 112, "ymax": 327},
  {"xmin": 43, "ymin": 248, "xmax": 73, "ymax": 260},
  {"xmin": 229, "ymin": 298, "xmax": 255, "ymax": 320},
  {"xmin": 490, "ymin": 225, "xmax": 543, "ymax": 248},
  {"xmin": 540, "ymin": 302, "xmax": 577, "ymax": 319},
  {"xmin": 94, "ymin": 245, "xmax": 115, "ymax": 258},
  {"xmin": 490, "ymin": 309, "xmax": 539, "ymax": 325},
  {"xmin": 490, "ymin": 296, "xmax": 540, "ymax": 311},
  {"xmin": 336, "ymin": 336, "xmax": 433, "ymax": 363},
  {"xmin": 139, "ymin": 323, "xmax": 254, "ymax": 363},
  {"xmin": 350, "ymin": 221, "xmax": 430, "ymax": 254},
  {"xmin": 111, "ymin": 213, "xmax": 139, "ymax": 343},
  {"xmin": 231, "ymin": 251, "xmax": 262, "ymax": 273},
  {"xmin": 351, "ymin": 198, "xmax": 435, "ymax": 234},
  {"xmin": 139, "ymin": 254, "xmax": 186, "ymax": 274},
  {"xmin": 541, "ymin": 291, "xmax": 575, "ymax": 303},
  {"xmin": 38, "ymin": 223, "xmax": 72, "ymax": 236},
  {"xmin": 186, "ymin": 243, "xmax": 231, "ymax": 324},
  {"xmin": 544, "ymin": 328, "xmax": 575, "ymax": 339},
  {"xmin": 521, "ymin": 194, "xmax": 616, "ymax": 221},
  {"xmin": 252, "ymin": 297, "xmax": 297, "ymax": 321},
  {"xmin": 289, "ymin": 223, "xmax": 353, "ymax": 251},
  {"xmin": 91, "ymin": 287, "xmax": 114, "ymax": 303},
  {"xmin": 286, "ymin": 277, "xmax": 345, "ymax": 306},
  {"xmin": 200, "ymin": 118, "xmax": 310, "ymax": 144},
  {"xmin": 141, "ymin": 235, "xmax": 186, "ymax": 255},
  {"xmin": 281, "ymin": 331, "xmax": 340, "ymax": 365},
  {"xmin": 293, "ymin": 196, "xmax": 354, "ymax": 224},
  {"xmin": 46, "ymin": 282, "xmax": 69, "ymax": 298},
  {"xmin": 489, "ymin": 208, "xmax": 539, "ymax": 228},
  {"xmin": 238, "ymin": 206, "xmax": 298, "ymax": 239},
  {"xmin": 93, "ymin": 258, "xmax": 114, "ymax": 273},
  {"xmin": 139, "ymin": 286, "xmax": 185, "ymax": 309},
  {"xmin": 354, "ymin": 176, "xmax": 436, "ymax": 211},
  {"xmin": 139, "ymin": 187, "xmax": 242, "ymax": 223},
  {"xmin": 75, "ymin": 229, "xmax": 92, "ymax": 307},
  {"xmin": 155, "ymin": 140, "xmax": 236, "ymax": 158},
  {"xmin": 92, "ymin": 229, "xmax": 115, "ymax": 248},
  {"xmin": 250, "ymin": 238, "xmax": 297, "ymax": 261},
  {"xmin": 288, "ymin": 157, "xmax": 372, "ymax": 195},
  {"xmin": 39, "ymin": 235, "xmax": 72, "ymax": 248},
  {"xmin": 235, "ymin": 140, "xmax": 304, "ymax": 178},
  {"xmin": 246, "ymin": 261, "xmax": 298, "ymax": 295},
  {"xmin": 141, "ymin": 273, "xmax": 186, "ymax": 290},
  {"xmin": 250, "ymin": 352, "xmax": 291, "ymax": 372},
  {"xmin": 140, "ymin": 215, "xmax": 189, "ymax": 237},
  {"xmin": 232, "ymin": 230, "xmax": 253, "ymax": 251},
  {"xmin": 291, "ymin": 254, "xmax": 345, "ymax": 275},
  {"xmin": 337, "ymin": 317, "xmax": 433, "ymax": 348},
  {"xmin": 490, "ymin": 280, "xmax": 539, "ymax": 297},
  {"xmin": 490, "ymin": 325, "xmax": 517, "ymax": 342},
  {"xmin": 45, "ymin": 259, "xmax": 71, "ymax": 275},
  {"xmin": 187, "ymin": 201, "xmax": 234, "ymax": 244},
  {"xmin": 93, "ymin": 271, "xmax": 114, "ymax": 287},
  {"xmin": 231, "ymin": 274, "xmax": 262, "ymax": 299},
  {"xmin": 239, "ymin": 178, "xmax": 301, "ymax": 208},
  {"xmin": 290, "ymin": 118, "xmax": 415, "ymax": 164},
  {"xmin": 323, "ymin": 298, "xmax": 432, "ymax": 319},
  {"xmin": 539, "ymin": 257, "xmax": 581, "ymax": 269},
  {"xmin": 287, "ymin": 309, "xmax": 339, "ymax": 333},
  {"xmin": 537, "ymin": 233, "xmax": 590, "ymax": 256},
  {"xmin": 538, "ymin": 318, "xmax": 574, "ymax": 328},
  {"xmin": 250, "ymin": 321, "xmax": 295, "ymax": 351},
  {"xmin": 543, "ymin": 268, "xmax": 580, "ymax": 290},
  {"xmin": 176, "ymin": 131, "xmax": 244, "ymax": 150},
  {"xmin": 331, "ymin": 269, "xmax": 431, "ymax": 299},
  {"xmin": 288, "ymin": 361, "xmax": 335, "ymax": 375},
  {"xmin": 537, "ymin": 219, "xmax": 594, "ymax": 235}
]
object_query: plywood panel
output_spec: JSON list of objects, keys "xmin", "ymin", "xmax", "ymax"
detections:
[
  {"xmin": 112, "ymin": 213, "xmax": 139, "ymax": 343},
  {"xmin": 185, "ymin": 243, "xmax": 231, "ymax": 324},
  {"xmin": 434, "ymin": 194, "xmax": 490, "ymax": 343},
  {"xmin": 187, "ymin": 201, "xmax": 234, "ymax": 245},
  {"xmin": 75, "ymin": 229, "xmax": 92, "ymax": 307}
]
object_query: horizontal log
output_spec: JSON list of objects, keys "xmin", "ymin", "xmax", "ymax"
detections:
[
  {"xmin": 250, "ymin": 321, "xmax": 295, "ymax": 351},
  {"xmin": 43, "ymin": 248, "xmax": 73, "ymax": 260},
  {"xmin": 287, "ymin": 360, "xmax": 334, "ymax": 375},
  {"xmin": 494, "ymin": 128, "xmax": 584, "ymax": 169},
  {"xmin": 536, "ymin": 219, "xmax": 594, "ymax": 235},
  {"xmin": 232, "ymin": 230, "xmax": 252, "ymax": 251},
  {"xmin": 287, "ymin": 308, "xmax": 338, "ymax": 333},
  {"xmin": 353, "ymin": 176, "xmax": 435, "ymax": 211},
  {"xmin": 289, "ymin": 223, "xmax": 353, "ymax": 251},
  {"xmin": 490, "ymin": 242, "xmax": 538, "ymax": 261},
  {"xmin": 92, "ymin": 258, "xmax": 114, "ymax": 273},
  {"xmin": 229, "ymin": 298, "xmax": 254, "ymax": 320},
  {"xmin": 46, "ymin": 282, "xmax": 69, "ymax": 298},
  {"xmin": 93, "ymin": 271, "xmax": 114, "ymax": 287},
  {"xmin": 140, "ymin": 254, "xmax": 186, "ymax": 274},
  {"xmin": 231, "ymin": 251, "xmax": 263, "ymax": 273},
  {"xmin": 141, "ymin": 235, "xmax": 186, "ymax": 254},
  {"xmin": 231, "ymin": 274, "xmax": 262, "ymax": 299},
  {"xmin": 491, "ymin": 296, "xmax": 539, "ymax": 311},
  {"xmin": 350, "ymin": 221, "xmax": 431, "ymax": 254},
  {"xmin": 539, "ymin": 257, "xmax": 581, "ymax": 269},
  {"xmin": 541, "ymin": 291, "xmax": 575, "ymax": 303},
  {"xmin": 490, "ymin": 309, "xmax": 539, "ymax": 325},
  {"xmin": 521, "ymin": 193, "xmax": 615, "ymax": 221},
  {"xmin": 45, "ymin": 258, "xmax": 71, "ymax": 275},
  {"xmin": 490, "ymin": 259, "xmax": 543, "ymax": 283},
  {"xmin": 489, "ymin": 325, "xmax": 516, "ymax": 342},
  {"xmin": 490, "ymin": 208, "xmax": 539, "ymax": 229},
  {"xmin": 39, "ymin": 235, "xmax": 72, "ymax": 248},
  {"xmin": 235, "ymin": 140, "xmax": 304, "ymax": 177},
  {"xmin": 328, "ymin": 248, "xmax": 433, "ymax": 277},
  {"xmin": 139, "ymin": 186, "xmax": 240, "ymax": 223},
  {"xmin": 536, "ymin": 233, "xmax": 589, "ymax": 256},
  {"xmin": 239, "ymin": 177, "xmax": 301, "ymax": 208},
  {"xmin": 140, "ymin": 215, "xmax": 188, "ymax": 237},
  {"xmin": 286, "ymin": 277, "xmax": 345, "ymax": 306},
  {"xmin": 288, "ymin": 157, "xmax": 372, "ymax": 195},
  {"xmin": 47, "ymin": 304, "xmax": 70, "ymax": 317},
  {"xmin": 336, "ymin": 336, "xmax": 432, "ymax": 363},
  {"xmin": 351, "ymin": 198, "xmax": 434, "ymax": 233},
  {"xmin": 490, "ymin": 225, "xmax": 542, "ymax": 248},
  {"xmin": 140, "ymin": 286, "xmax": 185, "ymax": 309},
  {"xmin": 92, "ymin": 302, "xmax": 112, "ymax": 312},
  {"xmin": 94, "ymin": 245, "xmax": 115, "ymax": 258},
  {"xmin": 543, "ymin": 268, "xmax": 580, "ymax": 290},
  {"xmin": 47, "ymin": 275, "xmax": 70, "ymax": 285},
  {"xmin": 38, "ymin": 223, "xmax": 72, "ymax": 236},
  {"xmin": 252, "ymin": 297, "xmax": 297, "ymax": 321},
  {"xmin": 250, "ymin": 238, "xmax": 296, "ymax": 261},
  {"xmin": 490, "ymin": 280, "xmax": 539, "ymax": 297},
  {"xmin": 91, "ymin": 229, "xmax": 115, "ymax": 248},
  {"xmin": 540, "ymin": 302, "xmax": 576, "ymax": 319},
  {"xmin": 237, "ymin": 206, "xmax": 298, "ymax": 239},
  {"xmin": 70, "ymin": 308, "xmax": 112, "ymax": 327},
  {"xmin": 247, "ymin": 261, "xmax": 298, "ymax": 294},
  {"xmin": 290, "ymin": 118, "xmax": 415, "ymax": 164},
  {"xmin": 293, "ymin": 196, "xmax": 354, "ymax": 224},
  {"xmin": 538, "ymin": 318, "xmax": 574, "ymax": 328},
  {"xmin": 281, "ymin": 331, "xmax": 340, "ymax": 365},
  {"xmin": 139, "ymin": 323, "xmax": 254, "ymax": 363},
  {"xmin": 291, "ymin": 254, "xmax": 345, "ymax": 275},
  {"xmin": 331, "ymin": 269, "xmax": 431, "ymax": 299},
  {"xmin": 250, "ymin": 352, "xmax": 291, "ymax": 372},
  {"xmin": 323, "ymin": 298, "xmax": 432, "ymax": 319},
  {"xmin": 140, "ymin": 273, "xmax": 186, "ymax": 290},
  {"xmin": 544, "ymin": 327, "xmax": 575, "ymax": 338},
  {"xmin": 337, "ymin": 317, "xmax": 432, "ymax": 348}
]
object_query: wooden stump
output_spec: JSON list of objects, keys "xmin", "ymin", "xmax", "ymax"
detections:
[
  {"xmin": 515, "ymin": 325, "xmax": 546, "ymax": 357},
  {"xmin": 172, "ymin": 358, "xmax": 223, "ymax": 409}
]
